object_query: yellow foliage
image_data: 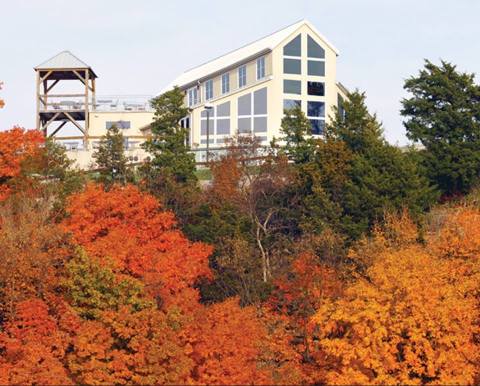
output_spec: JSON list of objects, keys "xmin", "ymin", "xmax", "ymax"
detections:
[{"xmin": 311, "ymin": 208, "xmax": 480, "ymax": 384}]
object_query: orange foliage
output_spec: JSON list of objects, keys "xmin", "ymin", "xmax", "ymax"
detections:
[
  {"xmin": 62, "ymin": 183, "xmax": 213, "ymax": 307},
  {"xmin": 0, "ymin": 127, "xmax": 44, "ymax": 200},
  {"xmin": 311, "ymin": 212, "xmax": 480, "ymax": 385},
  {"xmin": 0, "ymin": 299, "xmax": 77, "ymax": 385},
  {"xmin": 429, "ymin": 206, "xmax": 480, "ymax": 259}
]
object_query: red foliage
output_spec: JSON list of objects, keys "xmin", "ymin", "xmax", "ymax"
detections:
[
  {"xmin": 0, "ymin": 127, "xmax": 44, "ymax": 200},
  {"xmin": 62, "ymin": 183, "xmax": 213, "ymax": 307},
  {"xmin": 0, "ymin": 299, "xmax": 77, "ymax": 385}
]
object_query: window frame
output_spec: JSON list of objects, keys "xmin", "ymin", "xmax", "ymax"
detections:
[
  {"xmin": 187, "ymin": 87, "xmax": 199, "ymax": 107},
  {"xmin": 221, "ymin": 72, "xmax": 230, "ymax": 94},
  {"xmin": 238, "ymin": 65, "xmax": 247, "ymax": 88},
  {"xmin": 256, "ymin": 56, "xmax": 266, "ymax": 80},
  {"xmin": 205, "ymin": 79, "xmax": 213, "ymax": 101}
]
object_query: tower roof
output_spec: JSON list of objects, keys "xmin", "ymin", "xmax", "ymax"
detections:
[
  {"xmin": 35, "ymin": 50, "xmax": 97, "ymax": 78},
  {"xmin": 159, "ymin": 19, "xmax": 338, "ymax": 94}
]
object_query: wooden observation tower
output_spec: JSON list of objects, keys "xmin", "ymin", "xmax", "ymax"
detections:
[{"xmin": 35, "ymin": 51, "xmax": 97, "ymax": 149}]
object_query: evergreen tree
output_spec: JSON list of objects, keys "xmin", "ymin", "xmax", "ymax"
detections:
[
  {"xmin": 142, "ymin": 86, "xmax": 199, "ymax": 230},
  {"xmin": 143, "ymin": 86, "xmax": 196, "ymax": 184},
  {"xmin": 328, "ymin": 91, "xmax": 436, "ymax": 239},
  {"xmin": 401, "ymin": 60, "xmax": 480, "ymax": 195},
  {"xmin": 92, "ymin": 124, "xmax": 129, "ymax": 187}
]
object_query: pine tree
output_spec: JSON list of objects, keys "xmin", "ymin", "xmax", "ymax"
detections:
[
  {"xmin": 328, "ymin": 91, "xmax": 436, "ymax": 239},
  {"xmin": 401, "ymin": 60, "xmax": 480, "ymax": 196},
  {"xmin": 143, "ymin": 86, "xmax": 196, "ymax": 184},
  {"xmin": 92, "ymin": 124, "xmax": 129, "ymax": 187}
]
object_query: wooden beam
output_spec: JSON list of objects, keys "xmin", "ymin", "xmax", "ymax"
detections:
[
  {"xmin": 42, "ymin": 112, "xmax": 60, "ymax": 134},
  {"xmin": 64, "ymin": 112, "xmax": 85, "ymax": 134},
  {"xmin": 72, "ymin": 70, "xmax": 86, "ymax": 85},
  {"xmin": 49, "ymin": 120, "xmax": 67, "ymax": 137},
  {"xmin": 45, "ymin": 79, "xmax": 60, "ymax": 93},
  {"xmin": 39, "ymin": 93, "xmax": 86, "ymax": 98},
  {"xmin": 40, "ymin": 70, "xmax": 53, "ymax": 82},
  {"xmin": 36, "ymin": 71, "xmax": 40, "ymax": 130}
]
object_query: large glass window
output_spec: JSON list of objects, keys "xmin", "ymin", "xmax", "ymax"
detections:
[
  {"xmin": 283, "ymin": 99, "xmax": 301, "ymax": 110},
  {"xmin": 238, "ymin": 65, "xmax": 247, "ymax": 88},
  {"xmin": 283, "ymin": 34, "xmax": 301, "ymax": 56},
  {"xmin": 284, "ymin": 58, "xmax": 301, "ymax": 74},
  {"xmin": 307, "ymin": 81, "xmax": 325, "ymax": 96},
  {"xmin": 307, "ymin": 35, "xmax": 325, "ymax": 58},
  {"xmin": 221, "ymin": 73, "xmax": 230, "ymax": 94},
  {"xmin": 284, "ymin": 80, "xmax": 301, "ymax": 95},
  {"xmin": 308, "ymin": 60, "xmax": 325, "ymax": 76},
  {"xmin": 188, "ymin": 87, "xmax": 199, "ymax": 107},
  {"xmin": 205, "ymin": 79, "xmax": 213, "ymax": 101},
  {"xmin": 307, "ymin": 101, "xmax": 325, "ymax": 117},
  {"xmin": 256, "ymin": 56, "xmax": 265, "ymax": 80}
]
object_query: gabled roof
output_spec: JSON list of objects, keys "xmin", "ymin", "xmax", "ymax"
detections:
[
  {"xmin": 160, "ymin": 19, "xmax": 338, "ymax": 94},
  {"xmin": 35, "ymin": 50, "xmax": 97, "ymax": 77}
]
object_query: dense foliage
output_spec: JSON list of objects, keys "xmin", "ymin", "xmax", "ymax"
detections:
[{"xmin": 1, "ymin": 59, "xmax": 480, "ymax": 384}]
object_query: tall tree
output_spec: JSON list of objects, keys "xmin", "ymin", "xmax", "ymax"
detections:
[
  {"xmin": 328, "ymin": 91, "xmax": 436, "ymax": 239},
  {"xmin": 401, "ymin": 60, "xmax": 480, "ymax": 195},
  {"xmin": 142, "ymin": 86, "xmax": 200, "ymax": 229},
  {"xmin": 92, "ymin": 124, "xmax": 129, "ymax": 187},
  {"xmin": 143, "ymin": 86, "xmax": 196, "ymax": 185}
]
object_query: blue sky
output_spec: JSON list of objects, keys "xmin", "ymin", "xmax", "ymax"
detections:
[{"xmin": 1, "ymin": 0, "xmax": 479, "ymax": 144}]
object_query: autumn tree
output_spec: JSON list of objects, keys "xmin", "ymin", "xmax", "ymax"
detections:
[
  {"xmin": 0, "ymin": 195, "xmax": 71, "ymax": 317},
  {"xmin": 0, "ymin": 298, "xmax": 78, "ymax": 385},
  {"xmin": 311, "ymin": 211, "xmax": 480, "ymax": 385},
  {"xmin": 62, "ymin": 183, "xmax": 212, "ymax": 309},
  {"xmin": 402, "ymin": 60, "xmax": 480, "ymax": 196},
  {"xmin": 0, "ymin": 127, "xmax": 44, "ymax": 200}
]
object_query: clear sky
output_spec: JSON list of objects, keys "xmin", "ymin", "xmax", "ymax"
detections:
[{"xmin": 1, "ymin": 0, "xmax": 479, "ymax": 144}]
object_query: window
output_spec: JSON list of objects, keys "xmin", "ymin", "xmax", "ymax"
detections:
[
  {"xmin": 284, "ymin": 79, "xmax": 301, "ymax": 95},
  {"xmin": 256, "ymin": 56, "xmax": 265, "ymax": 80},
  {"xmin": 205, "ymin": 79, "xmax": 213, "ymax": 101},
  {"xmin": 221, "ymin": 73, "xmax": 230, "ymax": 94},
  {"xmin": 310, "ymin": 119, "xmax": 325, "ymax": 135},
  {"xmin": 307, "ymin": 81, "xmax": 325, "ymax": 96},
  {"xmin": 308, "ymin": 60, "xmax": 325, "ymax": 76},
  {"xmin": 307, "ymin": 101, "xmax": 325, "ymax": 117},
  {"xmin": 283, "ymin": 99, "xmax": 301, "ymax": 110},
  {"xmin": 307, "ymin": 35, "xmax": 325, "ymax": 58},
  {"xmin": 238, "ymin": 65, "xmax": 247, "ymax": 88},
  {"xmin": 253, "ymin": 87, "xmax": 267, "ymax": 115},
  {"xmin": 188, "ymin": 87, "xmax": 199, "ymax": 107},
  {"xmin": 237, "ymin": 88, "xmax": 268, "ymax": 135},
  {"xmin": 106, "ymin": 120, "xmax": 130, "ymax": 129},
  {"xmin": 283, "ymin": 34, "xmax": 301, "ymax": 56},
  {"xmin": 284, "ymin": 58, "xmax": 301, "ymax": 74}
]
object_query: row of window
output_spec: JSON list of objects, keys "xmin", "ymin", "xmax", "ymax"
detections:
[
  {"xmin": 284, "ymin": 58, "xmax": 325, "ymax": 76},
  {"xmin": 188, "ymin": 56, "xmax": 266, "ymax": 107},
  {"xmin": 284, "ymin": 80, "xmax": 325, "ymax": 96}
]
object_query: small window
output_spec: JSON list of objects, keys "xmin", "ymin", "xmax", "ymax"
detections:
[
  {"xmin": 310, "ymin": 119, "xmax": 325, "ymax": 135},
  {"xmin": 188, "ymin": 87, "xmax": 199, "ymax": 107},
  {"xmin": 238, "ymin": 65, "xmax": 247, "ymax": 88},
  {"xmin": 307, "ymin": 81, "xmax": 325, "ymax": 96},
  {"xmin": 106, "ymin": 120, "xmax": 131, "ymax": 129},
  {"xmin": 205, "ymin": 79, "xmax": 213, "ymax": 101},
  {"xmin": 283, "ymin": 34, "xmax": 301, "ymax": 57},
  {"xmin": 283, "ymin": 99, "xmax": 301, "ymax": 110},
  {"xmin": 284, "ymin": 79, "xmax": 301, "ymax": 95},
  {"xmin": 256, "ymin": 56, "xmax": 266, "ymax": 80},
  {"xmin": 284, "ymin": 58, "xmax": 301, "ymax": 75},
  {"xmin": 307, "ymin": 101, "xmax": 325, "ymax": 117},
  {"xmin": 307, "ymin": 35, "xmax": 325, "ymax": 58},
  {"xmin": 221, "ymin": 73, "xmax": 230, "ymax": 94},
  {"xmin": 308, "ymin": 60, "xmax": 325, "ymax": 76}
]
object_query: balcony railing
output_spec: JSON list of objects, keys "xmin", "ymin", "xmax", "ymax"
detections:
[{"xmin": 39, "ymin": 95, "xmax": 154, "ymax": 113}]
